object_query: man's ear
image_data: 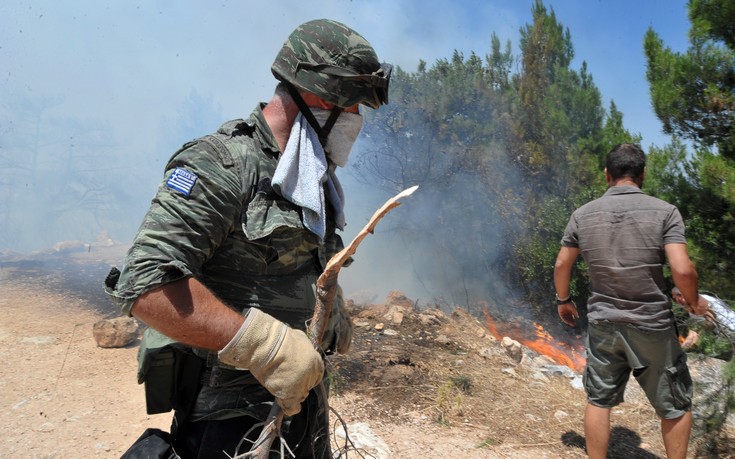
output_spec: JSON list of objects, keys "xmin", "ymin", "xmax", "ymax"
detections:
[{"xmin": 604, "ymin": 167, "xmax": 612, "ymax": 184}]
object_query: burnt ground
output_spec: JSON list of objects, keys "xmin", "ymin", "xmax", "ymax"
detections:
[
  {"xmin": 1, "ymin": 245, "xmax": 733, "ymax": 458},
  {"xmin": 0, "ymin": 244, "xmax": 124, "ymax": 316}
]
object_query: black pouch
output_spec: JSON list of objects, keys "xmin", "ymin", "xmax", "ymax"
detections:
[
  {"xmin": 143, "ymin": 347, "xmax": 177, "ymax": 415},
  {"xmin": 137, "ymin": 322, "xmax": 207, "ymax": 415},
  {"xmin": 126, "ymin": 346, "xmax": 204, "ymax": 458},
  {"xmin": 120, "ymin": 428, "xmax": 177, "ymax": 459}
]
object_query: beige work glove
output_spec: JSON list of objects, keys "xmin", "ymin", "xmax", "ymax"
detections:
[
  {"xmin": 218, "ymin": 308, "xmax": 324, "ymax": 416},
  {"xmin": 322, "ymin": 286, "xmax": 354, "ymax": 354}
]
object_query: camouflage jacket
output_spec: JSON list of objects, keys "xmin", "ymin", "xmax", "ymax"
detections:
[{"xmin": 107, "ymin": 104, "xmax": 346, "ymax": 333}]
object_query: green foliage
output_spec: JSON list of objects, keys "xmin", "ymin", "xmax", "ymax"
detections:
[
  {"xmin": 689, "ymin": 0, "xmax": 735, "ymax": 58},
  {"xmin": 503, "ymin": 2, "xmax": 623, "ymax": 316},
  {"xmin": 353, "ymin": 0, "xmax": 639, "ymax": 313},
  {"xmin": 486, "ymin": 33, "xmax": 514, "ymax": 92},
  {"xmin": 645, "ymin": 142, "xmax": 735, "ymax": 296},
  {"xmin": 700, "ymin": 153, "xmax": 735, "ymax": 203},
  {"xmin": 513, "ymin": 196, "xmax": 573, "ymax": 305},
  {"xmin": 515, "ymin": 0, "xmax": 579, "ymax": 179},
  {"xmin": 355, "ymin": 42, "xmax": 527, "ymax": 306},
  {"xmin": 691, "ymin": 329, "xmax": 734, "ymax": 360},
  {"xmin": 645, "ymin": 0, "xmax": 735, "ymax": 300},
  {"xmin": 644, "ymin": 1, "xmax": 735, "ymax": 159},
  {"xmin": 353, "ymin": 0, "xmax": 731, "ymax": 323},
  {"xmin": 642, "ymin": 141, "xmax": 689, "ymax": 201},
  {"xmin": 587, "ymin": 101, "xmax": 642, "ymax": 169}
]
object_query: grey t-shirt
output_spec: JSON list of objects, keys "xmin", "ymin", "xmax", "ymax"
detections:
[{"xmin": 562, "ymin": 185, "xmax": 686, "ymax": 330}]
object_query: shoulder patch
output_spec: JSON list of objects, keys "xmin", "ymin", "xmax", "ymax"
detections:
[{"xmin": 166, "ymin": 167, "xmax": 198, "ymax": 196}]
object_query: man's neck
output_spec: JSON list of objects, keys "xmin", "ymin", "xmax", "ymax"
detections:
[
  {"xmin": 262, "ymin": 93, "xmax": 300, "ymax": 153},
  {"xmin": 609, "ymin": 178, "xmax": 640, "ymax": 188}
]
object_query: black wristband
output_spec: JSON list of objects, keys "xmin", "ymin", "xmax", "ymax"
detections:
[{"xmin": 556, "ymin": 293, "xmax": 572, "ymax": 305}]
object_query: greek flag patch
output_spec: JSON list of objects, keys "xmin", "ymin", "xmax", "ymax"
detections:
[{"xmin": 166, "ymin": 167, "xmax": 198, "ymax": 196}]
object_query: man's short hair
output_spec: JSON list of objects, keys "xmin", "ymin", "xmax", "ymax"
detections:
[{"xmin": 606, "ymin": 143, "xmax": 646, "ymax": 181}]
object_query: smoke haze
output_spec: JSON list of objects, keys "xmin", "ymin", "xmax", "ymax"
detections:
[{"xmin": 1, "ymin": 1, "xmax": 688, "ymax": 306}]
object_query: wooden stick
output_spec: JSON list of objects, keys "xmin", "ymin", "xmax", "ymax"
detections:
[
  {"xmin": 310, "ymin": 185, "xmax": 419, "ymax": 344},
  {"xmin": 234, "ymin": 185, "xmax": 419, "ymax": 459}
]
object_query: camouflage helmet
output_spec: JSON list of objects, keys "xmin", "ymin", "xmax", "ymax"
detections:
[{"xmin": 272, "ymin": 19, "xmax": 391, "ymax": 109}]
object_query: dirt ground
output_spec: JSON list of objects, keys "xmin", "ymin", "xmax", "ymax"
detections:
[{"xmin": 0, "ymin": 247, "xmax": 728, "ymax": 458}]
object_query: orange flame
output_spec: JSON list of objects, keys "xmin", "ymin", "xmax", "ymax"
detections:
[{"xmin": 483, "ymin": 309, "xmax": 586, "ymax": 372}]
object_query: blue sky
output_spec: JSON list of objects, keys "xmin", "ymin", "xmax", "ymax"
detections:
[{"xmin": 0, "ymin": 0, "xmax": 693, "ymax": 254}]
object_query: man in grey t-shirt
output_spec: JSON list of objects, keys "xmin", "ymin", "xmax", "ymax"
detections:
[{"xmin": 553, "ymin": 143, "xmax": 708, "ymax": 459}]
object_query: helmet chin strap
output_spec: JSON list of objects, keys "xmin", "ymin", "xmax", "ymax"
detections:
[{"xmin": 285, "ymin": 83, "xmax": 343, "ymax": 146}]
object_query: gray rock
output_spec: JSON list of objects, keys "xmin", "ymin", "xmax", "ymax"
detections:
[
  {"xmin": 501, "ymin": 336, "xmax": 523, "ymax": 363},
  {"xmin": 335, "ymin": 422, "xmax": 391, "ymax": 459}
]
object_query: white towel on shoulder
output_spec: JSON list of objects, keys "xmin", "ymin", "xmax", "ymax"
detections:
[{"xmin": 272, "ymin": 113, "xmax": 345, "ymax": 239}]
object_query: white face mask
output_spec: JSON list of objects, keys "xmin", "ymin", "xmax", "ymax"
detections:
[{"xmin": 311, "ymin": 109, "xmax": 364, "ymax": 167}]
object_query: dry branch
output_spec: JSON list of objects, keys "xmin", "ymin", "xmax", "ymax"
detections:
[
  {"xmin": 310, "ymin": 185, "xmax": 419, "ymax": 344},
  {"xmin": 233, "ymin": 185, "xmax": 418, "ymax": 459}
]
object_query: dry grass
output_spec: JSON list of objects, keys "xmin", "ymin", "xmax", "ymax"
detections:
[
  {"xmin": 328, "ymin": 303, "xmax": 629, "ymax": 457},
  {"xmin": 327, "ymin": 301, "xmax": 735, "ymax": 458}
]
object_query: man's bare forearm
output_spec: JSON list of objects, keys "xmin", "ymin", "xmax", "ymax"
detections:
[
  {"xmin": 554, "ymin": 246, "xmax": 579, "ymax": 298},
  {"xmin": 673, "ymin": 270, "xmax": 699, "ymax": 308},
  {"xmin": 665, "ymin": 243, "xmax": 700, "ymax": 309},
  {"xmin": 130, "ymin": 277, "xmax": 245, "ymax": 351}
]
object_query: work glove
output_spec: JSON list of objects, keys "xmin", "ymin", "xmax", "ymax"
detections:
[
  {"xmin": 218, "ymin": 308, "xmax": 324, "ymax": 416},
  {"xmin": 322, "ymin": 286, "xmax": 354, "ymax": 354}
]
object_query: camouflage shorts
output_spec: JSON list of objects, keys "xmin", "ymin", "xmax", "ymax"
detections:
[{"xmin": 584, "ymin": 321, "xmax": 692, "ymax": 419}]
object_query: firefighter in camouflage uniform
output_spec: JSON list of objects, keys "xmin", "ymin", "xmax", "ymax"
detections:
[{"xmin": 106, "ymin": 19, "xmax": 392, "ymax": 458}]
